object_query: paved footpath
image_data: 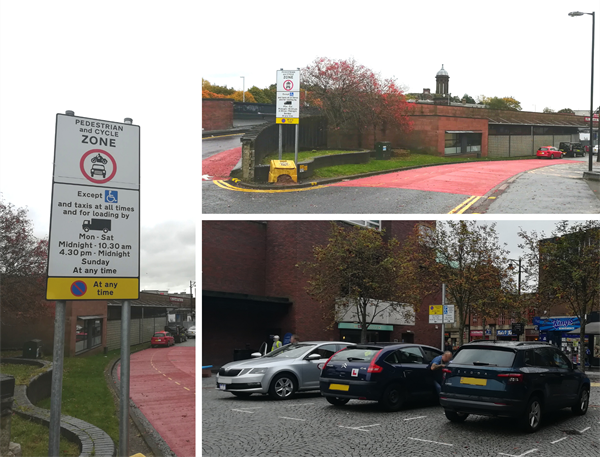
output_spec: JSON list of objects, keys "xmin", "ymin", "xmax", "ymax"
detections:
[
  {"xmin": 202, "ymin": 146, "xmax": 242, "ymax": 179},
  {"xmin": 120, "ymin": 346, "xmax": 195, "ymax": 457}
]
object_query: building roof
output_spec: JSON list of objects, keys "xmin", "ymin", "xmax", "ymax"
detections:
[{"xmin": 436, "ymin": 64, "xmax": 449, "ymax": 77}]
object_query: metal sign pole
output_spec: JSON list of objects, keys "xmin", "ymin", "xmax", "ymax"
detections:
[
  {"xmin": 48, "ymin": 300, "xmax": 66, "ymax": 456},
  {"xmin": 294, "ymin": 124, "xmax": 299, "ymax": 166},
  {"xmin": 441, "ymin": 284, "xmax": 446, "ymax": 351},
  {"xmin": 118, "ymin": 300, "xmax": 131, "ymax": 457},
  {"xmin": 279, "ymin": 124, "xmax": 283, "ymax": 160}
]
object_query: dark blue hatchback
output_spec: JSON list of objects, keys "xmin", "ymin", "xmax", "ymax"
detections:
[{"xmin": 319, "ymin": 343, "xmax": 443, "ymax": 411}]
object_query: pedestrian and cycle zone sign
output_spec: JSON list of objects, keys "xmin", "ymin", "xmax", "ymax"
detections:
[
  {"xmin": 429, "ymin": 305, "xmax": 455, "ymax": 323},
  {"xmin": 47, "ymin": 114, "xmax": 140, "ymax": 300},
  {"xmin": 276, "ymin": 69, "xmax": 300, "ymax": 124}
]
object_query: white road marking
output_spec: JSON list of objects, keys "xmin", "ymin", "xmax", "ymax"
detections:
[
  {"xmin": 550, "ymin": 437, "xmax": 567, "ymax": 444},
  {"xmin": 408, "ymin": 438, "xmax": 453, "ymax": 446},
  {"xmin": 498, "ymin": 449, "xmax": 538, "ymax": 457},
  {"xmin": 231, "ymin": 406, "xmax": 262, "ymax": 414},
  {"xmin": 282, "ymin": 403, "xmax": 315, "ymax": 406},
  {"xmin": 578, "ymin": 427, "xmax": 591, "ymax": 434},
  {"xmin": 403, "ymin": 416, "xmax": 427, "ymax": 421},
  {"xmin": 339, "ymin": 424, "xmax": 380, "ymax": 432},
  {"xmin": 279, "ymin": 416, "xmax": 306, "ymax": 421}
]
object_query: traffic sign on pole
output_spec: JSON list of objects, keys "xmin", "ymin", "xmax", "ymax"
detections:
[
  {"xmin": 276, "ymin": 69, "xmax": 300, "ymax": 124},
  {"xmin": 46, "ymin": 113, "xmax": 140, "ymax": 300}
]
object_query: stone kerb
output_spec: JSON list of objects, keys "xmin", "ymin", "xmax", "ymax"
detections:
[{"xmin": 1, "ymin": 357, "xmax": 115, "ymax": 457}]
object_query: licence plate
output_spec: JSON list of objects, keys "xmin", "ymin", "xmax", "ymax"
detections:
[
  {"xmin": 218, "ymin": 384, "xmax": 227, "ymax": 391},
  {"xmin": 460, "ymin": 377, "xmax": 487, "ymax": 386},
  {"xmin": 156, "ymin": 339, "xmax": 161, "ymax": 341},
  {"xmin": 329, "ymin": 383, "xmax": 349, "ymax": 391}
]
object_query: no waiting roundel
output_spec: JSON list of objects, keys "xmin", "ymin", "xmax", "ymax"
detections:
[{"xmin": 79, "ymin": 149, "xmax": 117, "ymax": 184}]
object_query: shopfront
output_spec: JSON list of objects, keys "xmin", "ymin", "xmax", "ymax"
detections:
[
  {"xmin": 534, "ymin": 316, "xmax": 590, "ymax": 364},
  {"xmin": 338, "ymin": 323, "xmax": 393, "ymax": 344}
]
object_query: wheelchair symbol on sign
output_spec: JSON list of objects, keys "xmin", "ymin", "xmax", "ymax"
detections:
[{"xmin": 105, "ymin": 190, "xmax": 118, "ymax": 203}]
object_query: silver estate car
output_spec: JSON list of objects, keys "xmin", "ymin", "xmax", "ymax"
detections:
[{"xmin": 216, "ymin": 341, "xmax": 351, "ymax": 400}]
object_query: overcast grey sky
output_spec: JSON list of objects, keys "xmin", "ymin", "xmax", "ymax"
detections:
[
  {"xmin": 203, "ymin": 0, "xmax": 597, "ymax": 113},
  {"xmin": 0, "ymin": 1, "xmax": 197, "ymax": 293}
]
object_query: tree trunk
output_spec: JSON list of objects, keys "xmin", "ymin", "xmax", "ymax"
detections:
[{"xmin": 580, "ymin": 325, "xmax": 586, "ymax": 373}]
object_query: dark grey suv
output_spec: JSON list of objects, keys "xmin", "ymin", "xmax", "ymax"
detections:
[{"xmin": 440, "ymin": 341, "xmax": 590, "ymax": 432}]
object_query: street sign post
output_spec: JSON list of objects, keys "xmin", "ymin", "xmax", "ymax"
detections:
[
  {"xmin": 276, "ymin": 69, "xmax": 300, "ymax": 164},
  {"xmin": 429, "ymin": 305, "xmax": 455, "ymax": 323},
  {"xmin": 46, "ymin": 112, "xmax": 140, "ymax": 457}
]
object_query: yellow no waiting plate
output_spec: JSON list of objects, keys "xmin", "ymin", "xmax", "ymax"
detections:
[
  {"xmin": 329, "ymin": 384, "xmax": 350, "ymax": 391},
  {"xmin": 460, "ymin": 377, "xmax": 487, "ymax": 386}
]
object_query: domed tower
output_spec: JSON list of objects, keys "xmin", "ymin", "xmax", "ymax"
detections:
[{"xmin": 435, "ymin": 64, "xmax": 449, "ymax": 96}]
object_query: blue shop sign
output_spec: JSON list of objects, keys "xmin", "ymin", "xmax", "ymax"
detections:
[
  {"xmin": 535, "ymin": 317, "xmax": 581, "ymax": 332},
  {"xmin": 497, "ymin": 330, "xmax": 512, "ymax": 336}
]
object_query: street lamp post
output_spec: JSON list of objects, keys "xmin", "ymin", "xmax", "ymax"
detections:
[
  {"xmin": 569, "ymin": 11, "xmax": 595, "ymax": 170},
  {"xmin": 240, "ymin": 76, "xmax": 245, "ymax": 103}
]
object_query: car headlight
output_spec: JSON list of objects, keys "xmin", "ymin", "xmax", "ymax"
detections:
[{"xmin": 249, "ymin": 368, "xmax": 268, "ymax": 374}]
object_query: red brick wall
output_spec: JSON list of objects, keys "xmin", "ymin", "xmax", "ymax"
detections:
[
  {"xmin": 203, "ymin": 99, "xmax": 234, "ymax": 131},
  {"xmin": 202, "ymin": 221, "xmax": 267, "ymax": 296}
]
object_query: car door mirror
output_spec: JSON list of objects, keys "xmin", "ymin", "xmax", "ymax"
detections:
[
  {"xmin": 251, "ymin": 352, "xmax": 263, "ymax": 358},
  {"xmin": 306, "ymin": 353, "xmax": 321, "ymax": 361}
]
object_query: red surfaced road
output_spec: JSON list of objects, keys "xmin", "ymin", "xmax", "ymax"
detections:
[
  {"xmin": 331, "ymin": 159, "xmax": 580, "ymax": 196},
  {"xmin": 119, "ymin": 346, "xmax": 195, "ymax": 457},
  {"xmin": 202, "ymin": 147, "xmax": 242, "ymax": 179}
]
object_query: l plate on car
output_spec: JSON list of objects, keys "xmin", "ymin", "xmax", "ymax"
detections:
[
  {"xmin": 460, "ymin": 377, "xmax": 487, "ymax": 386},
  {"xmin": 329, "ymin": 383, "xmax": 350, "ymax": 391}
]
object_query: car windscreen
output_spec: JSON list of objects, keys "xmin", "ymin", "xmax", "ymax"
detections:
[
  {"xmin": 452, "ymin": 348, "xmax": 516, "ymax": 367},
  {"xmin": 330, "ymin": 348, "xmax": 380, "ymax": 363},
  {"xmin": 153, "ymin": 333, "xmax": 165, "ymax": 337},
  {"xmin": 263, "ymin": 343, "xmax": 315, "ymax": 358}
]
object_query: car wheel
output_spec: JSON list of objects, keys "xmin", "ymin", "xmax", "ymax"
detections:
[
  {"xmin": 550, "ymin": 154, "xmax": 554, "ymax": 159},
  {"xmin": 232, "ymin": 392, "xmax": 252, "ymax": 398},
  {"xmin": 572, "ymin": 387, "xmax": 589, "ymax": 416},
  {"xmin": 269, "ymin": 373, "xmax": 297, "ymax": 400},
  {"xmin": 379, "ymin": 383, "xmax": 406, "ymax": 412},
  {"xmin": 326, "ymin": 396, "xmax": 350, "ymax": 406},
  {"xmin": 520, "ymin": 396, "xmax": 542, "ymax": 433},
  {"xmin": 444, "ymin": 410, "xmax": 469, "ymax": 422}
]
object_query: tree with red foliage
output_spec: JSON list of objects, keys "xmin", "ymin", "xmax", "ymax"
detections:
[
  {"xmin": 302, "ymin": 57, "xmax": 413, "ymax": 146},
  {"xmin": 0, "ymin": 196, "xmax": 51, "ymax": 324}
]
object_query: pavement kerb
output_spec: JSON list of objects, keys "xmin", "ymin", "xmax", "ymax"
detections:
[
  {"xmin": 108, "ymin": 356, "xmax": 176, "ymax": 457},
  {"xmin": 4, "ymin": 357, "xmax": 116, "ymax": 457},
  {"xmin": 228, "ymin": 158, "xmax": 565, "ymax": 190}
]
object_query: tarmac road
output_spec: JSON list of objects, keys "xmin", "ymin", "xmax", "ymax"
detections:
[{"xmin": 202, "ymin": 154, "xmax": 600, "ymax": 214}]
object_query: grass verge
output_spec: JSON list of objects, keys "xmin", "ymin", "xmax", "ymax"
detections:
[
  {"xmin": 1, "ymin": 343, "xmax": 150, "ymax": 453},
  {"xmin": 313, "ymin": 152, "xmax": 533, "ymax": 178},
  {"xmin": 260, "ymin": 149, "xmax": 362, "ymax": 165},
  {"xmin": 10, "ymin": 414, "xmax": 81, "ymax": 457}
]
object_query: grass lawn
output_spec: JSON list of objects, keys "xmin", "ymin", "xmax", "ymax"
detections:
[
  {"xmin": 260, "ymin": 149, "xmax": 363, "ymax": 165},
  {"xmin": 1, "ymin": 343, "xmax": 150, "ymax": 453},
  {"xmin": 0, "ymin": 362, "xmax": 47, "ymax": 385},
  {"xmin": 10, "ymin": 414, "xmax": 81, "ymax": 457}
]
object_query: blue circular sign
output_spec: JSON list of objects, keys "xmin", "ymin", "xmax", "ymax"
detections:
[{"xmin": 71, "ymin": 281, "xmax": 87, "ymax": 297}]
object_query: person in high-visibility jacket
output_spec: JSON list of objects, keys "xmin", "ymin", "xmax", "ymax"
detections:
[{"xmin": 271, "ymin": 335, "xmax": 282, "ymax": 352}]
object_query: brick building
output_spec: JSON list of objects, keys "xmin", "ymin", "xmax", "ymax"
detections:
[
  {"xmin": 202, "ymin": 98, "xmax": 233, "ymax": 131},
  {"xmin": 202, "ymin": 220, "xmax": 443, "ymax": 368}
]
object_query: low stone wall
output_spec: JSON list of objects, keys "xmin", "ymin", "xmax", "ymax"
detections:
[{"xmin": 2, "ymin": 357, "xmax": 115, "ymax": 457}]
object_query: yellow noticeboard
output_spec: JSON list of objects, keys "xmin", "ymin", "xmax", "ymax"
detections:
[
  {"xmin": 429, "ymin": 305, "xmax": 442, "ymax": 315},
  {"xmin": 46, "ymin": 277, "xmax": 139, "ymax": 300},
  {"xmin": 276, "ymin": 118, "xmax": 299, "ymax": 124}
]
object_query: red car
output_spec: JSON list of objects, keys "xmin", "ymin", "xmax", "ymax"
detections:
[
  {"xmin": 536, "ymin": 146, "xmax": 562, "ymax": 159},
  {"xmin": 151, "ymin": 331, "xmax": 174, "ymax": 348}
]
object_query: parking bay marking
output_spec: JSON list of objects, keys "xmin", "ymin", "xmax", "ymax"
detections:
[
  {"xmin": 551, "ymin": 437, "xmax": 567, "ymax": 444},
  {"xmin": 408, "ymin": 438, "xmax": 453, "ymax": 446},
  {"xmin": 403, "ymin": 416, "xmax": 427, "ymax": 421},
  {"xmin": 231, "ymin": 407, "xmax": 263, "ymax": 414},
  {"xmin": 339, "ymin": 424, "xmax": 380, "ymax": 432},
  {"xmin": 279, "ymin": 416, "xmax": 306, "ymax": 421},
  {"xmin": 498, "ymin": 449, "xmax": 537, "ymax": 457}
]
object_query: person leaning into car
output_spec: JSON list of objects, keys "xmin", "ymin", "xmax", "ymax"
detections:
[{"xmin": 429, "ymin": 351, "xmax": 453, "ymax": 395}]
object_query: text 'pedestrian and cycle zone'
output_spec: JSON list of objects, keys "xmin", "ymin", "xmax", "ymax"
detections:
[
  {"xmin": 47, "ymin": 114, "xmax": 140, "ymax": 300},
  {"xmin": 276, "ymin": 69, "xmax": 300, "ymax": 124}
]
